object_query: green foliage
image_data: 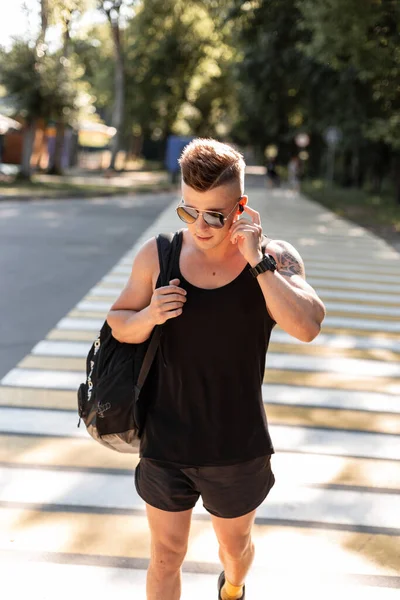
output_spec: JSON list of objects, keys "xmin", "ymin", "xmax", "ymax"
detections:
[
  {"xmin": 0, "ymin": 39, "xmax": 94, "ymax": 124},
  {"xmin": 0, "ymin": 41, "xmax": 42, "ymax": 119},
  {"xmin": 71, "ymin": 23, "xmax": 115, "ymax": 116},
  {"xmin": 124, "ymin": 0, "xmax": 237, "ymax": 140},
  {"xmin": 298, "ymin": 0, "xmax": 400, "ymax": 148}
]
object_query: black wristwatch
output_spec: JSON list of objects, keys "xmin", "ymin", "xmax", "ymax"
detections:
[{"xmin": 249, "ymin": 254, "xmax": 277, "ymax": 277}]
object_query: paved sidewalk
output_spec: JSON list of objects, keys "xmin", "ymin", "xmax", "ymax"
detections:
[{"xmin": 0, "ymin": 185, "xmax": 399, "ymax": 599}]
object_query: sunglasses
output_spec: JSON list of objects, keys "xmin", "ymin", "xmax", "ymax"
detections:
[{"xmin": 176, "ymin": 197, "xmax": 243, "ymax": 229}]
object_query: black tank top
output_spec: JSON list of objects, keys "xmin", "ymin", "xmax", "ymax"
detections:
[{"xmin": 140, "ymin": 232, "xmax": 275, "ymax": 466}]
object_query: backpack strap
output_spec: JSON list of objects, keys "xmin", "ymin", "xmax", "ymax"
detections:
[
  {"xmin": 134, "ymin": 230, "xmax": 183, "ymax": 399},
  {"xmin": 156, "ymin": 229, "xmax": 184, "ymax": 286}
]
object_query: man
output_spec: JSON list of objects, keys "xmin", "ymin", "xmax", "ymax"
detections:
[{"xmin": 107, "ymin": 139, "xmax": 326, "ymax": 600}]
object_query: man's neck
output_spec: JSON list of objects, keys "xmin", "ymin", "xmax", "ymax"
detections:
[{"xmin": 186, "ymin": 233, "xmax": 241, "ymax": 264}]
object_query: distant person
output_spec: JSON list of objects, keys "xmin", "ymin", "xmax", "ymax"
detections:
[
  {"xmin": 288, "ymin": 156, "xmax": 300, "ymax": 191},
  {"xmin": 107, "ymin": 138, "xmax": 325, "ymax": 600},
  {"xmin": 265, "ymin": 157, "xmax": 280, "ymax": 187}
]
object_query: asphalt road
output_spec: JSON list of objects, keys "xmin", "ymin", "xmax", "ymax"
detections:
[{"xmin": 0, "ymin": 193, "xmax": 174, "ymax": 380}]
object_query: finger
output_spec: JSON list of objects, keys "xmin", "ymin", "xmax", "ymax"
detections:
[
  {"xmin": 230, "ymin": 222, "xmax": 259, "ymax": 232},
  {"xmin": 230, "ymin": 219, "xmax": 261, "ymax": 231},
  {"xmin": 161, "ymin": 294, "xmax": 187, "ymax": 304},
  {"xmin": 158, "ymin": 294, "xmax": 186, "ymax": 304},
  {"xmin": 162, "ymin": 301, "xmax": 185, "ymax": 311},
  {"xmin": 243, "ymin": 205, "xmax": 261, "ymax": 226},
  {"xmin": 159, "ymin": 284, "xmax": 187, "ymax": 295},
  {"xmin": 169, "ymin": 278, "xmax": 180, "ymax": 286},
  {"xmin": 164, "ymin": 307, "xmax": 183, "ymax": 320}
]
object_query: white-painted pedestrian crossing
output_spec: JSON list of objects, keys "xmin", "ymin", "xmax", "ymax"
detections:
[
  {"xmin": 307, "ymin": 277, "xmax": 400, "ymax": 293},
  {"xmin": 1, "ymin": 407, "xmax": 398, "ymax": 460},
  {"xmin": 271, "ymin": 329, "xmax": 400, "ymax": 352},
  {"xmin": 1, "ymin": 187, "xmax": 399, "ymax": 597},
  {"xmin": 1, "ymin": 465, "xmax": 399, "ymax": 530},
  {"xmin": 262, "ymin": 385, "xmax": 400, "ymax": 413},
  {"xmin": 75, "ymin": 298, "xmax": 400, "ymax": 318}
]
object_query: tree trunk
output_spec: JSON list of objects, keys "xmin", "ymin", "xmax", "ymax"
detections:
[
  {"xmin": 108, "ymin": 14, "xmax": 125, "ymax": 171},
  {"xmin": 39, "ymin": 0, "xmax": 48, "ymax": 45},
  {"xmin": 19, "ymin": 122, "xmax": 36, "ymax": 180},
  {"xmin": 47, "ymin": 123, "xmax": 65, "ymax": 175}
]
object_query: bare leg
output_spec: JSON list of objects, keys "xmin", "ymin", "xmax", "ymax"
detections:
[
  {"xmin": 211, "ymin": 509, "xmax": 257, "ymax": 588},
  {"xmin": 146, "ymin": 504, "xmax": 192, "ymax": 600}
]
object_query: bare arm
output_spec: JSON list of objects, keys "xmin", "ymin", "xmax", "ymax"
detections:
[
  {"xmin": 257, "ymin": 239, "xmax": 326, "ymax": 342},
  {"xmin": 106, "ymin": 238, "xmax": 187, "ymax": 343}
]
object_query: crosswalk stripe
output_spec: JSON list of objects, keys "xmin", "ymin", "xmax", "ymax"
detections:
[
  {"xmin": 1, "ymin": 436, "xmax": 398, "ymax": 491},
  {"xmin": 0, "ymin": 407, "xmax": 398, "ymax": 460},
  {"xmin": 304, "ymin": 269, "xmax": 400, "ymax": 284},
  {"xmin": 30, "ymin": 338, "xmax": 400, "ymax": 363},
  {"xmin": 308, "ymin": 278, "xmax": 400, "ymax": 293},
  {"xmin": 263, "ymin": 384, "xmax": 400, "ymax": 413},
  {"xmin": 6, "ymin": 350, "xmax": 400, "ymax": 389},
  {"xmin": 305, "ymin": 261, "xmax": 400, "ymax": 274},
  {"xmin": 267, "ymin": 405, "xmax": 400, "ymax": 435},
  {"xmin": 1, "ymin": 369, "xmax": 83, "ymax": 390},
  {"xmin": 42, "ymin": 327, "xmax": 400, "ymax": 353},
  {"xmin": 2, "ymin": 508, "xmax": 399, "ymax": 577},
  {"xmin": 18, "ymin": 356, "xmax": 84, "ymax": 371},
  {"xmin": 32, "ymin": 341, "xmax": 91, "ymax": 357},
  {"xmin": 56, "ymin": 318, "xmax": 103, "ymax": 331},
  {"xmin": 1, "ymin": 379, "xmax": 397, "ymax": 415},
  {"xmin": 269, "ymin": 343, "xmax": 400, "ymax": 362},
  {"xmin": 272, "ymin": 329, "xmax": 400, "ymax": 350},
  {"xmin": 0, "ymin": 387, "xmax": 74, "ymax": 409},
  {"xmin": 1, "ymin": 399, "xmax": 398, "ymax": 437},
  {"xmin": 56, "ymin": 313, "xmax": 400, "ymax": 335},
  {"xmin": 317, "ymin": 289, "xmax": 400, "ymax": 305},
  {"xmin": 99, "ymin": 273, "xmax": 400, "ymax": 293},
  {"xmin": 46, "ymin": 330, "xmax": 97, "ymax": 341},
  {"xmin": 2, "ymin": 561, "xmax": 398, "ymax": 600},
  {"xmin": 323, "ymin": 316, "xmax": 400, "ymax": 333},
  {"xmin": 1, "ymin": 466, "xmax": 398, "ymax": 530},
  {"xmin": 75, "ymin": 299, "xmax": 400, "ymax": 319},
  {"xmin": 266, "ymin": 354, "xmax": 400, "ymax": 377},
  {"xmin": 90, "ymin": 286, "xmax": 122, "ymax": 296},
  {"xmin": 68, "ymin": 310, "xmax": 108, "ymax": 319},
  {"xmin": 265, "ymin": 370, "xmax": 400, "ymax": 394},
  {"xmin": 324, "ymin": 302, "xmax": 400, "ymax": 318},
  {"xmin": 320, "ymin": 326, "xmax": 400, "ymax": 338},
  {"xmin": 3, "ymin": 367, "xmax": 399, "ymax": 395}
]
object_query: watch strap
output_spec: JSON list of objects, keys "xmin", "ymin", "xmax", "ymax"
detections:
[{"xmin": 249, "ymin": 253, "xmax": 277, "ymax": 277}]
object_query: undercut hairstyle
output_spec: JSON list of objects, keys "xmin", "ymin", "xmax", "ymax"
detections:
[{"xmin": 179, "ymin": 138, "xmax": 245, "ymax": 193}]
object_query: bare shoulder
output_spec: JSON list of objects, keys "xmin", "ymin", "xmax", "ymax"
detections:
[
  {"xmin": 131, "ymin": 237, "xmax": 159, "ymax": 278},
  {"xmin": 109, "ymin": 237, "xmax": 159, "ymax": 312},
  {"xmin": 265, "ymin": 238, "xmax": 306, "ymax": 279}
]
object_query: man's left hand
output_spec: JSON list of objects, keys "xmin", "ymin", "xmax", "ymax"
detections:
[{"xmin": 229, "ymin": 205, "xmax": 264, "ymax": 266}]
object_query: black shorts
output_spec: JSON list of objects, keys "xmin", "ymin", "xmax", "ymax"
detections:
[{"xmin": 134, "ymin": 455, "xmax": 275, "ymax": 519}]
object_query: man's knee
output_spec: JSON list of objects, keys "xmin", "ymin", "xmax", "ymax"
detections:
[
  {"xmin": 150, "ymin": 538, "xmax": 188, "ymax": 574},
  {"xmin": 219, "ymin": 534, "xmax": 254, "ymax": 561}
]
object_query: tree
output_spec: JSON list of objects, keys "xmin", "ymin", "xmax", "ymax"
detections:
[
  {"xmin": 123, "ymin": 0, "xmax": 237, "ymax": 152},
  {"xmin": 297, "ymin": 0, "xmax": 400, "ymax": 198},
  {"xmin": 97, "ymin": 0, "xmax": 132, "ymax": 170}
]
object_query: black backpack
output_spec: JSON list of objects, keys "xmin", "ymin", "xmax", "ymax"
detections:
[{"xmin": 77, "ymin": 231, "xmax": 182, "ymax": 453}]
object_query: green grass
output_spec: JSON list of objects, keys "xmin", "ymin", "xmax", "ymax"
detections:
[{"xmin": 302, "ymin": 179, "xmax": 400, "ymax": 240}]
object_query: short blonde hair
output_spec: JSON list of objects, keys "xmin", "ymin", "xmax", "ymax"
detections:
[{"xmin": 179, "ymin": 138, "xmax": 245, "ymax": 193}]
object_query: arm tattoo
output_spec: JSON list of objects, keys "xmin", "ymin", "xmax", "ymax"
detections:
[{"xmin": 274, "ymin": 241, "xmax": 305, "ymax": 278}]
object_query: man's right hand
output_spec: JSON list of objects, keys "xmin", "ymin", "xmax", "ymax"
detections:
[{"xmin": 148, "ymin": 278, "xmax": 187, "ymax": 325}]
